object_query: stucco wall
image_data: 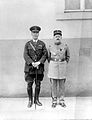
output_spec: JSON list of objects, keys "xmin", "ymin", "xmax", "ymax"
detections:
[
  {"xmin": 0, "ymin": 0, "xmax": 92, "ymax": 97},
  {"xmin": 0, "ymin": 38, "xmax": 80, "ymax": 97}
]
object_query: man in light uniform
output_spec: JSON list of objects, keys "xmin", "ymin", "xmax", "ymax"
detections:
[{"xmin": 48, "ymin": 30, "xmax": 70, "ymax": 108}]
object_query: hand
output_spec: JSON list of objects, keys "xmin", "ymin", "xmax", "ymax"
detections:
[
  {"xmin": 34, "ymin": 61, "xmax": 40, "ymax": 68},
  {"xmin": 32, "ymin": 62, "xmax": 40, "ymax": 68},
  {"xmin": 32, "ymin": 62, "xmax": 35, "ymax": 67}
]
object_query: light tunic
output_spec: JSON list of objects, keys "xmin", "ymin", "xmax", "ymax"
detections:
[{"xmin": 48, "ymin": 43, "xmax": 69, "ymax": 79}]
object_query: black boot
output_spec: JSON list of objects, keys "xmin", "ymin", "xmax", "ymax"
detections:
[
  {"xmin": 27, "ymin": 87, "xmax": 33, "ymax": 108},
  {"xmin": 34, "ymin": 99, "xmax": 42, "ymax": 106},
  {"xmin": 34, "ymin": 87, "xmax": 42, "ymax": 106},
  {"xmin": 27, "ymin": 100, "xmax": 33, "ymax": 108}
]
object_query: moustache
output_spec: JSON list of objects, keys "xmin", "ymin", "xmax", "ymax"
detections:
[{"xmin": 56, "ymin": 39, "xmax": 60, "ymax": 40}]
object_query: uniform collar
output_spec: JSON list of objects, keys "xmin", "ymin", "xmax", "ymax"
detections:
[{"xmin": 32, "ymin": 39, "xmax": 38, "ymax": 42}]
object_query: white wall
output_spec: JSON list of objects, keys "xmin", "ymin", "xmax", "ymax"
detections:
[
  {"xmin": 0, "ymin": 0, "xmax": 92, "ymax": 97},
  {"xmin": 0, "ymin": 0, "xmax": 57, "ymax": 39},
  {"xmin": 1, "ymin": 0, "xmax": 89, "ymax": 39}
]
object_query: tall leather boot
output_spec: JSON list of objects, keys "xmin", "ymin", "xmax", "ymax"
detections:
[
  {"xmin": 34, "ymin": 87, "xmax": 42, "ymax": 106},
  {"xmin": 27, "ymin": 87, "xmax": 33, "ymax": 108}
]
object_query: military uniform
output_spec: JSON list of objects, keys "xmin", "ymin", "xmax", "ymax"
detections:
[
  {"xmin": 24, "ymin": 40, "xmax": 47, "ymax": 76},
  {"xmin": 24, "ymin": 26, "xmax": 47, "ymax": 107},
  {"xmin": 48, "ymin": 30, "xmax": 70, "ymax": 107},
  {"xmin": 48, "ymin": 43, "xmax": 69, "ymax": 79}
]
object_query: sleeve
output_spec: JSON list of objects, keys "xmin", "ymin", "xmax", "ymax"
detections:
[
  {"xmin": 39, "ymin": 43, "xmax": 48, "ymax": 64},
  {"xmin": 47, "ymin": 46, "xmax": 51, "ymax": 63},
  {"xmin": 23, "ymin": 42, "xmax": 34, "ymax": 65},
  {"xmin": 65, "ymin": 45, "xmax": 70, "ymax": 63}
]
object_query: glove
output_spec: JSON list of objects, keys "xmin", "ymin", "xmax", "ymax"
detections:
[{"xmin": 32, "ymin": 62, "xmax": 40, "ymax": 68}]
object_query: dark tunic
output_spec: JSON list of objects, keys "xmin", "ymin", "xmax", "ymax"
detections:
[{"xmin": 24, "ymin": 40, "xmax": 47, "ymax": 75}]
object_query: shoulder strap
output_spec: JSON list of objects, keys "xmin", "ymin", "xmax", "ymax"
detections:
[{"xmin": 29, "ymin": 40, "xmax": 36, "ymax": 51}]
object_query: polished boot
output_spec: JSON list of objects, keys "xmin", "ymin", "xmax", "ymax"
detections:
[
  {"xmin": 34, "ymin": 87, "xmax": 42, "ymax": 106},
  {"xmin": 27, "ymin": 86, "xmax": 33, "ymax": 108},
  {"xmin": 27, "ymin": 100, "xmax": 33, "ymax": 108},
  {"xmin": 34, "ymin": 99, "xmax": 42, "ymax": 106}
]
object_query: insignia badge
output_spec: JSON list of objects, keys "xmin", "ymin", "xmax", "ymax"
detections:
[{"xmin": 39, "ymin": 45, "xmax": 42, "ymax": 47}]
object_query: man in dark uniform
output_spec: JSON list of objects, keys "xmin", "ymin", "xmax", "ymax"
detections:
[{"xmin": 24, "ymin": 26, "xmax": 47, "ymax": 108}]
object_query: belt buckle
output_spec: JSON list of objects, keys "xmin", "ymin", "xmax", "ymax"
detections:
[{"xmin": 59, "ymin": 59, "xmax": 61, "ymax": 62}]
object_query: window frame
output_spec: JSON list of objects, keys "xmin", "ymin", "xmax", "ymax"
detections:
[{"xmin": 64, "ymin": 0, "xmax": 92, "ymax": 13}]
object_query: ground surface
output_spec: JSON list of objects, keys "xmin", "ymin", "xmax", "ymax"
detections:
[{"xmin": 0, "ymin": 97, "xmax": 92, "ymax": 120}]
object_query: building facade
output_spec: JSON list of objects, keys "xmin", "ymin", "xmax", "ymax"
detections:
[{"xmin": 0, "ymin": 0, "xmax": 92, "ymax": 97}]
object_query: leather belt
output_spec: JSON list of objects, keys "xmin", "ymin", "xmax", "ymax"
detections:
[{"xmin": 50, "ymin": 58, "xmax": 65, "ymax": 62}]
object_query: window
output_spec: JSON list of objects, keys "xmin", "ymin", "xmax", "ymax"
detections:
[
  {"xmin": 65, "ymin": 0, "xmax": 80, "ymax": 10},
  {"xmin": 64, "ymin": 0, "xmax": 92, "ymax": 12},
  {"xmin": 85, "ymin": 0, "xmax": 92, "ymax": 9}
]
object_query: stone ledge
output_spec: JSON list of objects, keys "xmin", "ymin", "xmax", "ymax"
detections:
[{"xmin": 56, "ymin": 12, "xmax": 92, "ymax": 21}]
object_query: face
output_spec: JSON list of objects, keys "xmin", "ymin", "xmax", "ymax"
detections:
[
  {"xmin": 31, "ymin": 31, "xmax": 39, "ymax": 40},
  {"xmin": 54, "ymin": 34, "xmax": 62, "ymax": 44}
]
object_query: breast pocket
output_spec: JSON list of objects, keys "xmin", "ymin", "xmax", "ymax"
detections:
[
  {"xmin": 28, "ymin": 45, "xmax": 35, "ymax": 55},
  {"xmin": 37, "ymin": 45, "xmax": 43, "ymax": 55},
  {"xmin": 38, "ymin": 45, "xmax": 42, "ymax": 50}
]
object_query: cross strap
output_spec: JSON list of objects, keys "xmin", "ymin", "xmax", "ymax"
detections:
[{"xmin": 29, "ymin": 41, "xmax": 36, "ymax": 51}]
